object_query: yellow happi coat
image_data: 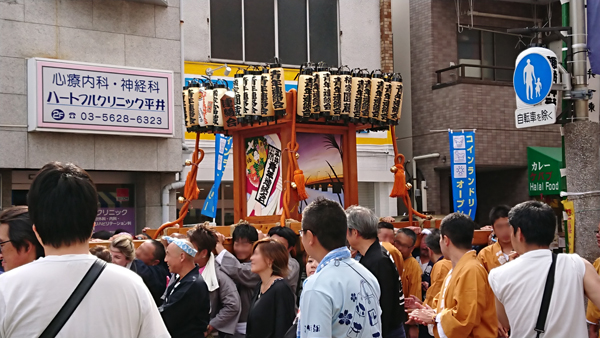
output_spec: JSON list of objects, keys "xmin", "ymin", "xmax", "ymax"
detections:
[
  {"xmin": 424, "ymin": 259, "xmax": 452, "ymax": 308},
  {"xmin": 586, "ymin": 258, "xmax": 600, "ymax": 325},
  {"xmin": 477, "ymin": 242, "xmax": 509, "ymax": 273},
  {"xmin": 402, "ymin": 256, "xmax": 422, "ymax": 300},
  {"xmin": 433, "ymin": 251, "xmax": 497, "ymax": 338},
  {"xmin": 382, "ymin": 241, "xmax": 404, "ymax": 277}
]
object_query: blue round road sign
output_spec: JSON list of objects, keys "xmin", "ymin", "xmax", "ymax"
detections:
[{"xmin": 513, "ymin": 52, "xmax": 553, "ymax": 105}]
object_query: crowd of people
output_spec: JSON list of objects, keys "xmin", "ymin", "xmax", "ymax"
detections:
[{"xmin": 2, "ymin": 161, "xmax": 600, "ymax": 338}]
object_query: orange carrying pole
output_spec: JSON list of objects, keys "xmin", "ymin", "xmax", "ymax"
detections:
[{"xmin": 152, "ymin": 133, "xmax": 205, "ymax": 239}]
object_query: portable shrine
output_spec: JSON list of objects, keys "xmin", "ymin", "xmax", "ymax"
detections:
[{"xmin": 153, "ymin": 60, "xmax": 424, "ymax": 238}]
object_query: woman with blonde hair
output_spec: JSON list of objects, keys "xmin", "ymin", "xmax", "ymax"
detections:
[{"xmin": 109, "ymin": 235, "xmax": 135, "ymax": 268}]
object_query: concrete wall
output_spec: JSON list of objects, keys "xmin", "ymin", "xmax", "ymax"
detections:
[
  {"xmin": 0, "ymin": 0, "xmax": 184, "ymax": 227},
  {"xmin": 409, "ymin": 0, "xmax": 562, "ymax": 220},
  {"xmin": 0, "ymin": 0, "xmax": 183, "ymax": 173}
]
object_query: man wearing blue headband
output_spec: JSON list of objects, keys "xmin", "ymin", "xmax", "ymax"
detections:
[{"xmin": 159, "ymin": 236, "xmax": 211, "ymax": 338}]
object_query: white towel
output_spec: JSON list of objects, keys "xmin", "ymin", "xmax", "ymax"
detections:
[{"xmin": 201, "ymin": 252, "xmax": 220, "ymax": 292}]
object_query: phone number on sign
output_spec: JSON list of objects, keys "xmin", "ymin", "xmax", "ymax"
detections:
[{"xmin": 77, "ymin": 112, "xmax": 163, "ymax": 125}]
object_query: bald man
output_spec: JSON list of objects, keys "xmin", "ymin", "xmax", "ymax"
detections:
[{"xmin": 159, "ymin": 238, "xmax": 211, "ymax": 338}]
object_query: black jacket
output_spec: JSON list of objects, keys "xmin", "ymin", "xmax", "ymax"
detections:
[
  {"xmin": 159, "ymin": 266, "xmax": 211, "ymax": 338},
  {"xmin": 359, "ymin": 241, "xmax": 406, "ymax": 337},
  {"xmin": 130, "ymin": 259, "xmax": 170, "ymax": 306}
]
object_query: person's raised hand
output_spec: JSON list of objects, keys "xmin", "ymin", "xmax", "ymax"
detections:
[
  {"xmin": 407, "ymin": 226, "xmax": 422, "ymax": 235},
  {"xmin": 498, "ymin": 322, "xmax": 509, "ymax": 338},
  {"xmin": 508, "ymin": 251, "xmax": 519, "ymax": 262},
  {"xmin": 257, "ymin": 229, "xmax": 267, "ymax": 240},
  {"xmin": 405, "ymin": 295, "xmax": 423, "ymax": 310},
  {"xmin": 408, "ymin": 306, "xmax": 435, "ymax": 325},
  {"xmin": 215, "ymin": 233, "xmax": 226, "ymax": 254}
]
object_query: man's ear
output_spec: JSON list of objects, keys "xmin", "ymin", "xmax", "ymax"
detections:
[{"xmin": 32, "ymin": 225, "xmax": 45, "ymax": 247}]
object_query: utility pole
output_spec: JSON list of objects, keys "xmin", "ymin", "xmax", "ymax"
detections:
[{"xmin": 564, "ymin": 0, "xmax": 600, "ymax": 263}]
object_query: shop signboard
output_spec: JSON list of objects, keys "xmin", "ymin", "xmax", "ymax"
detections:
[
  {"xmin": 94, "ymin": 207, "xmax": 135, "ymax": 234},
  {"xmin": 28, "ymin": 58, "xmax": 174, "ymax": 137},
  {"xmin": 527, "ymin": 146, "xmax": 563, "ymax": 196}
]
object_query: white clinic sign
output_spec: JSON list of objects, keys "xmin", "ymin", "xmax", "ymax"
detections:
[{"xmin": 28, "ymin": 58, "xmax": 174, "ymax": 137}]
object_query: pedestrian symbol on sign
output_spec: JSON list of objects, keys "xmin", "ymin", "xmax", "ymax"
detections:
[{"xmin": 514, "ymin": 52, "xmax": 553, "ymax": 105}]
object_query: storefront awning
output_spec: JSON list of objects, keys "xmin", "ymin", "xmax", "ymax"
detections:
[{"xmin": 527, "ymin": 146, "xmax": 564, "ymax": 196}]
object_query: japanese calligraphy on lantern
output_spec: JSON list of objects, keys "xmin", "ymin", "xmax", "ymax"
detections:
[
  {"xmin": 28, "ymin": 58, "xmax": 173, "ymax": 137},
  {"xmin": 449, "ymin": 130, "xmax": 477, "ymax": 218}
]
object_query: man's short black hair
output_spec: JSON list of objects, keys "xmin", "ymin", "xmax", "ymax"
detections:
[
  {"xmin": 424, "ymin": 228, "xmax": 442, "ymax": 255},
  {"xmin": 302, "ymin": 197, "xmax": 347, "ymax": 251},
  {"xmin": 232, "ymin": 222, "xmax": 258, "ymax": 243},
  {"xmin": 27, "ymin": 162, "xmax": 99, "ymax": 248},
  {"xmin": 268, "ymin": 226, "xmax": 297, "ymax": 249},
  {"xmin": 378, "ymin": 221, "xmax": 394, "ymax": 231},
  {"xmin": 149, "ymin": 239, "xmax": 166, "ymax": 262},
  {"xmin": 396, "ymin": 228, "xmax": 417, "ymax": 247},
  {"xmin": 92, "ymin": 230, "xmax": 112, "ymax": 240},
  {"xmin": 509, "ymin": 201, "xmax": 556, "ymax": 246},
  {"xmin": 440, "ymin": 213, "xmax": 474, "ymax": 250},
  {"xmin": 0, "ymin": 206, "xmax": 44, "ymax": 259},
  {"xmin": 489, "ymin": 205, "xmax": 511, "ymax": 226}
]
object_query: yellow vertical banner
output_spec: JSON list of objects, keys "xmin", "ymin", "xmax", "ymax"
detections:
[{"xmin": 562, "ymin": 199, "xmax": 575, "ymax": 253}]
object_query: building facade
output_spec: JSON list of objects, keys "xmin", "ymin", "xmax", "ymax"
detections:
[
  {"xmin": 398, "ymin": 0, "xmax": 564, "ymax": 224},
  {"xmin": 177, "ymin": 0, "xmax": 400, "ymax": 224},
  {"xmin": 0, "ymin": 0, "xmax": 184, "ymax": 232}
]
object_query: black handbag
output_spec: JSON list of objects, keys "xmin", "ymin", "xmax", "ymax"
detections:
[{"xmin": 39, "ymin": 259, "xmax": 107, "ymax": 338}]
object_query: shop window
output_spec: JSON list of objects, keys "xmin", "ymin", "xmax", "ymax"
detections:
[
  {"xmin": 210, "ymin": 0, "xmax": 338, "ymax": 66},
  {"xmin": 457, "ymin": 29, "xmax": 524, "ymax": 81}
]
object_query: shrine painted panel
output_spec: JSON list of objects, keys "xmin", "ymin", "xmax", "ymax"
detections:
[{"xmin": 245, "ymin": 133, "xmax": 283, "ymax": 216}]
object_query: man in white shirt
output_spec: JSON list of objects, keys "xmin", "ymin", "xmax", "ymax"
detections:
[
  {"xmin": 0, "ymin": 162, "xmax": 170, "ymax": 338},
  {"xmin": 299, "ymin": 197, "xmax": 382, "ymax": 338},
  {"xmin": 489, "ymin": 200, "xmax": 600, "ymax": 338}
]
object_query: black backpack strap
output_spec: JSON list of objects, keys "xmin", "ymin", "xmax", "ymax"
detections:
[
  {"xmin": 535, "ymin": 253, "xmax": 557, "ymax": 338},
  {"xmin": 39, "ymin": 259, "xmax": 107, "ymax": 338}
]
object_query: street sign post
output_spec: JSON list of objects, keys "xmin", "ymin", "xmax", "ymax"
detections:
[{"xmin": 513, "ymin": 47, "xmax": 559, "ymax": 128}]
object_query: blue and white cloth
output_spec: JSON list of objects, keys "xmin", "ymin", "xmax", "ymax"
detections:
[
  {"xmin": 163, "ymin": 236, "xmax": 198, "ymax": 257},
  {"xmin": 298, "ymin": 246, "xmax": 382, "ymax": 338}
]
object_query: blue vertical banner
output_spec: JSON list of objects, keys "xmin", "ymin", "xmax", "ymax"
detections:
[
  {"xmin": 202, "ymin": 134, "xmax": 233, "ymax": 218},
  {"xmin": 449, "ymin": 130, "xmax": 477, "ymax": 219}
]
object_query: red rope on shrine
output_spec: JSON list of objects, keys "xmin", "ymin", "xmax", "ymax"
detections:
[{"xmin": 152, "ymin": 133, "xmax": 204, "ymax": 239}]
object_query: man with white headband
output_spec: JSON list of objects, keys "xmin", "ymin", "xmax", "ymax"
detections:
[{"xmin": 159, "ymin": 236, "xmax": 211, "ymax": 338}]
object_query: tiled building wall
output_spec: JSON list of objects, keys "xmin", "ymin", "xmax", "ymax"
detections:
[
  {"xmin": 410, "ymin": 0, "xmax": 562, "ymax": 219},
  {"xmin": 380, "ymin": 0, "xmax": 393, "ymax": 73}
]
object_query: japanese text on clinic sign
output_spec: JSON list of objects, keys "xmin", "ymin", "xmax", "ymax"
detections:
[
  {"xmin": 449, "ymin": 130, "xmax": 477, "ymax": 219},
  {"xmin": 28, "ymin": 58, "xmax": 173, "ymax": 137}
]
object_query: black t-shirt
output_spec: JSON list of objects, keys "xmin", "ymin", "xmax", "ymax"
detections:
[
  {"xmin": 359, "ymin": 241, "xmax": 406, "ymax": 336},
  {"xmin": 246, "ymin": 278, "xmax": 296, "ymax": 338}
]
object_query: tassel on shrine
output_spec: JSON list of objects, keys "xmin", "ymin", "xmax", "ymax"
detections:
[
  {"xmin": 389, "ymin": 164, "xmax": 406, "ymax": 198},
  {"xmin": 293, "ymin": 169, "xmax": 309, "ymax": 200}
]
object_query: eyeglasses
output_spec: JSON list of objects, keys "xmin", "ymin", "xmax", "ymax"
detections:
[
  {"xmin": 299, "ymin": 229, "xmax": 310, "ymax": 237},
  {"xmin": 0, "ymin": 240, "xmax": 11, "ymax": 254}
]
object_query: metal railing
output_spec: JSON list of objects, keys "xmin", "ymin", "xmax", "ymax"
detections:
[{"xmin": 434, "ymin": 64, "xmax": 515, "ymax": 89}]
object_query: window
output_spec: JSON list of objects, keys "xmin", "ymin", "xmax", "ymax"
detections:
[
  {"xmin": 457, "ymin": 29, "xmax": 525, "ymax": 81},
  {"xmin": 210, "ymin": 0, "xmax": 339, "ymax": 66}
]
